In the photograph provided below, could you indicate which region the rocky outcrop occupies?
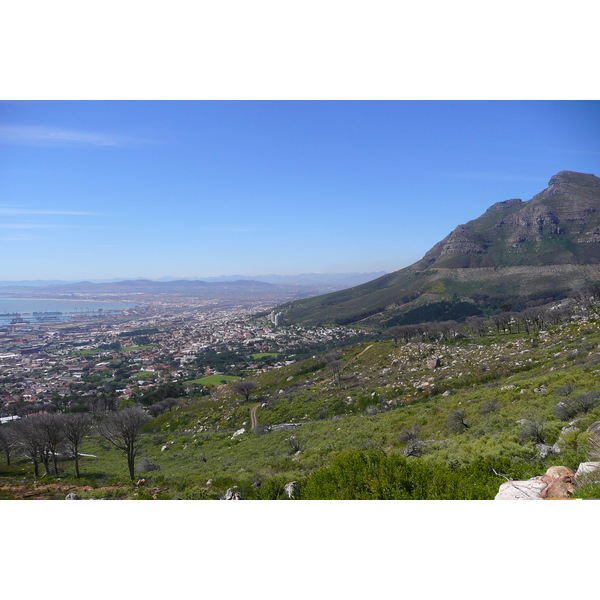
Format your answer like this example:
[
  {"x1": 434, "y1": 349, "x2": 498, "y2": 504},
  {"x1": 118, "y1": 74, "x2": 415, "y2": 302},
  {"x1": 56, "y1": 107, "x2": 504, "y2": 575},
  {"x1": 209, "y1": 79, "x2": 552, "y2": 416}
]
[
  {"x1": 495, "y1": 466, "x2": 575, "y2": 500},
  {"x1": 492, "y1": 462, "x2": 600, "y2": 500},
  {"x1": 221, "y1": 488, "x2": 242, "y2": 500},
  {"x1": 495, "y1": 478, "x2": 548, "y2": 500},
  {"x1": 439, "y1": 226, "x2": 487, "y2": 256}
]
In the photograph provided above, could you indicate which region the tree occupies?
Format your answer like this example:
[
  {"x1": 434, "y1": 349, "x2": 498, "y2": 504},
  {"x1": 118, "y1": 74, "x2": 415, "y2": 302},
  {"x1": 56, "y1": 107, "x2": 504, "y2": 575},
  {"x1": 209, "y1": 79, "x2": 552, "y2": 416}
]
[
  {"x1": 232, "y1": 380, "x2": 258, "y2": 402},
  {"x1": 388, "y1": 326, "x2": 404, "y2": 346},
  {"x1": 62, "y1": 413, "x2": 92, "y2": 478},
  {"x1": 327, "y1": 360, "x2": 343, "y2": 388},
  {"x1": 465, "y1": 316, "x2": 487, "y2": 340},
  {"x1": 447, "y1": 409, "x2": 470, "y2": 433},
  {"x1": 36, "y1": 413, "x2": 65, "y2": 475},
  {"x1": 398, "y1": 425, "x2": 422, "y2": 457},
  {"x1": 0, "y1": 425, "x2": 16, "y2": 467},
  {"x1": 98, "y1": 407, "x2": 149, "y2": 481},
  {"x1": 12, "y1": 417, "x2": 45, "y2": 477},
  {"x1": 518, "y1": 418, "x2": 546, "y2": 445},
  {"x1": 323, "y1": 351, "x2": 341, "y2": 363}
]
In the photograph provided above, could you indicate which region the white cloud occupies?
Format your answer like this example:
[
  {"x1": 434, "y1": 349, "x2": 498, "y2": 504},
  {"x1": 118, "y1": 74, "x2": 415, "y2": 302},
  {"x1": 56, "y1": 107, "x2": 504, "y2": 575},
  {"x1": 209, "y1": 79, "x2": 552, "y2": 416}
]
[
  {"x1": 0, "y1": 207, "x2": 105, "y2": 216},
  {"x1": 0, "y1": 223, "x2": 61, "y2": 229},
  {"x1": 0, "y1": 125, "x2": 148, "y2": 147}
]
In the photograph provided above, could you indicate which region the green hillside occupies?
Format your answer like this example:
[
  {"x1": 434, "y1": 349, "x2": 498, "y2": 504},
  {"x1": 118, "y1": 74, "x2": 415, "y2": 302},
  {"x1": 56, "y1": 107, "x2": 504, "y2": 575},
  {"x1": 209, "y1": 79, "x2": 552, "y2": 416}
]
[{"x1": 4, "y1": 296, "x2": 600, "y2": 499}]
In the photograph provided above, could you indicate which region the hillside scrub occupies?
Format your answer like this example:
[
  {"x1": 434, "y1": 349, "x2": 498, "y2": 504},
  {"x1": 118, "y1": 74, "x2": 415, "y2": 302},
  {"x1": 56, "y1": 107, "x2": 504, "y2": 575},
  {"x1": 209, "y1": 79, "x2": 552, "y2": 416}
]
[
  {"x1": 4, "y1": 296, "x2": 600, "y2": 499},
  {"x1": 298, "y1": 450, "x2": 506, "y2": 500}
]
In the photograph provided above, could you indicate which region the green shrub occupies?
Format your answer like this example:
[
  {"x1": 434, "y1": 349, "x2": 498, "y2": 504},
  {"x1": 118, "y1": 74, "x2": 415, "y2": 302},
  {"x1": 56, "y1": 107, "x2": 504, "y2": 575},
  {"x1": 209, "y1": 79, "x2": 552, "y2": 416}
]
[
  {"x1": 245, "y1": 476, "x2": 292, "y2": 500},
  {"x1": 297, "y1": 450, "x2": 502, "y2": 500},
  {"x1": 181, "y1": 485, "x2": 212, "y2": 500}
]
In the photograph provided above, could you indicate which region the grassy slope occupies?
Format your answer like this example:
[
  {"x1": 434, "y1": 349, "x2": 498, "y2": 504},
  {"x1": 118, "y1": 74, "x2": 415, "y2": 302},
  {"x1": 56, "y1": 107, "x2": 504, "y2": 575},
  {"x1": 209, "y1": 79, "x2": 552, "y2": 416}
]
[{"x1": 4, "y1": 313, "x2": 600, "y2": 499}]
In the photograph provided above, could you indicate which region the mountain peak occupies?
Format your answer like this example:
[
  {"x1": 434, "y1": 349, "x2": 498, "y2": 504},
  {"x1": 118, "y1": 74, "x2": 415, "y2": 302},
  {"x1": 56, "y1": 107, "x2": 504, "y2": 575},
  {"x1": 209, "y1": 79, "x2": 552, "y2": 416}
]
[
  {"x1": 548, "y1": 170, "x2": 599, "y2": 188},
  {"x1": 279, "y1": 171, "x2": 600, "y2": 327}
]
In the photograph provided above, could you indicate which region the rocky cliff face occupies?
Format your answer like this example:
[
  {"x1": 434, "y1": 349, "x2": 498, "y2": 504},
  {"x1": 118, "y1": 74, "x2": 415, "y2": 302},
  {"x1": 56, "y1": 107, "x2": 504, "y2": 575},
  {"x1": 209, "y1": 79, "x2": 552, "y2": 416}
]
[
  {"x1": 279, "y1": 171, "x2": 600, "y2": 327},
  {"x1": 421, "y1": 171, "x2": 600, "y2": 269}
]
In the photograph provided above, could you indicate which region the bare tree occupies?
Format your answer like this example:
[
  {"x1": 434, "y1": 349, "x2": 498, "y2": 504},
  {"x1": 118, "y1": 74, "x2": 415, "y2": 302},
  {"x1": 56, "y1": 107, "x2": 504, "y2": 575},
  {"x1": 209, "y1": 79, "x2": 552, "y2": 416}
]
[
  {"x1": 97, "y1": 407, "x2": 149, "y2": 480},
  {"x1": 36, "y1": 413, "x2": 65, "y2": 475},
  {"x1": 12, "y1": 417, "x2": 45, "y2": 477},
  {"x1": 517, "y1": 418, "x2": 546, "y2": 445},
  {"x1": 62, "y1": 413, "x2": 92, "y2": 478},
  {"x1": 388, "y1": 326, "x2": 405, "y2": 346},
  {"x1": 447, "y1": 409, "x2": 470, "y2": 433},
  {"x1": 465, "y1": 316, "x2": 487, "y2": 340},
  {"x1": 490, "y1": 311, "x2": 514, "y2": 334},
  {"x1": 0, "y1": 425, "x2": 17, "y2": 467},
  {"x1": 327, "y1": 360, "x2": 343, "y2": 388},
  {"x1": 572, "y1": 284, "x2": 600, "y2": 316},
  {"x1": 232, "y1": 380, "x2": 258, "y2": 402},
  {"x1": 323, "y1": 351, "x2": 341, "y2": 363},
  {"x1": 399, "y1": 425, "x2": 423, "y2": 456}
]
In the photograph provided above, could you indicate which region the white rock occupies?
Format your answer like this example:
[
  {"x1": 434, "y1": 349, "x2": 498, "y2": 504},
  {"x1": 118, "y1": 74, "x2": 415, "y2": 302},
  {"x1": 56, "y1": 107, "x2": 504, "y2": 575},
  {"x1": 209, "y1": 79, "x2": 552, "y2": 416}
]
[
  {"x1": 494, "y1": 479, "x2": 546, "y2": 500},
  {"x1": 575, "y1": 462, "x2": 600, "y2": 478},
  {"x1": 231, "y1": 428, "x2": 246, "y2": 439}
]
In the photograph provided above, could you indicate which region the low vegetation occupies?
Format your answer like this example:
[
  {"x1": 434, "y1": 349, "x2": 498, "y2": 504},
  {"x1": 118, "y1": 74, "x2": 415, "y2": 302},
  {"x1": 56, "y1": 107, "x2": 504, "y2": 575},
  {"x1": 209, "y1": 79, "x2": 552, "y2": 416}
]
[{"x1": 3, "y1": 292, "x2": 600, "y2": 499}]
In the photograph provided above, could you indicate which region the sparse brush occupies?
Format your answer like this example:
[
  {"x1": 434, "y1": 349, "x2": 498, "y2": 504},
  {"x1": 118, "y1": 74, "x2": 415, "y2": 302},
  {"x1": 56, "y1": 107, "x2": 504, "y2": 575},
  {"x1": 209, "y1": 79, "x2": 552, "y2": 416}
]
[
  {"x1": 555, "y1": 383, "x2": 575, "y2": 397},
  {"x1": 137, "y1": 457, "x2": 161, "y2": 472},
  {"x1": 286, "y1": 435, "x2": 302, "y2": 454},
  {"x1": 517, "y1": 419, "x2": 546, "y2": 445},
  {"x1": 447, "y1": 410, "x2": 469, "y2": 433},
  {"x1": 479, "y1": 400, "x2": 499, "y2": 415},
  {"x1": 553, "y1": 391, "x2": 599, "y2": 421}
]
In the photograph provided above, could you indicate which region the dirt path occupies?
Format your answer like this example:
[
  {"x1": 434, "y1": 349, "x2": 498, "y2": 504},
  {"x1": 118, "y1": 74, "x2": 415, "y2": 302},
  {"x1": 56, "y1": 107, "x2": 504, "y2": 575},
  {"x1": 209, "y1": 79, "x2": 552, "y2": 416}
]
[
  {"x1": 341, "y1": 343, "x2": 375, "y2": 371},
  {"x1": 250, "y1": 402, "x2": 261, "y2": 430}
]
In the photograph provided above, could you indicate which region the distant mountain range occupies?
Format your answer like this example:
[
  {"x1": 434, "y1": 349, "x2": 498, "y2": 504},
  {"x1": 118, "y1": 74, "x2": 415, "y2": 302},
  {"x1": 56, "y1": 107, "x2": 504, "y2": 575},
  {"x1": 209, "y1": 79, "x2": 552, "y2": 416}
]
[
  {"x1": 0, "y1": 271, "x2": 385, "y2": 297},
  {"x1": 278, "y1": 171, "x2": 600, "y2": 327},
  {"x1": 157, "y1": 272, "x2": 387, "y2": 286}
]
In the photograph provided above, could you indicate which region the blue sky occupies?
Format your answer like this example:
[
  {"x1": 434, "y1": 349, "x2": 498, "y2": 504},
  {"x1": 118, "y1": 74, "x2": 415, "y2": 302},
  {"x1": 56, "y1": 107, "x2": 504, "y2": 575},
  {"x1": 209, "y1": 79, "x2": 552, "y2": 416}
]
[{"x1": 1, "y1": 100, "x2": 599, "y2": 281}]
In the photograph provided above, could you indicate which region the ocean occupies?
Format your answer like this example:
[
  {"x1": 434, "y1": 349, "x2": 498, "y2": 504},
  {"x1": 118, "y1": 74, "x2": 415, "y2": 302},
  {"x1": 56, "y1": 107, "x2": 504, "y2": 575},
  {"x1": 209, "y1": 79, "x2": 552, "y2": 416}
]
[{"x1": 0, "y1": 298, "x2": 138, "y2": 325}]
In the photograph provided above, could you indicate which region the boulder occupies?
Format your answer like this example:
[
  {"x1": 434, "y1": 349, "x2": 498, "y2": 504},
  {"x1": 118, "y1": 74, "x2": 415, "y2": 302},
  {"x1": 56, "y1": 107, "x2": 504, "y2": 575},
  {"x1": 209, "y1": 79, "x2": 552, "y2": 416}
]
[
  {"x1": 544, "y1": 466, "x2": 574, "y2": 479},
  {"x1": 270, "y1": 423, "x2": 302, "y2": 432},
  {"x1": 534, "y1": 443, "x2": 560, "y2": 459},
  {"x1": 538, "y1": 466, "x2": 575, "y2": 499},
  {"x1": 222, "y1": 488, "x2": 242, "y2": 500},
  {"x1": 575, "y1": 461, "x2": 600, "y2": 479},
  {"x1": 65, "y1": 492, "x2": 78, "y2": 500},
  {"x1": 283, "y1": 481, "x2": 297, "y2": 499},
  {"x1": 588, "y1": 420, "x2": 600, "y2": 437},
  {"x1": 231, "y1": 428, "x2": 245, "y2": 439},
  {"x1": 495, "y1": 479, "x2": 547, "y2": 500},
  {"x1": 495, "y1": 466, "x2": 575, "y2": 500}
]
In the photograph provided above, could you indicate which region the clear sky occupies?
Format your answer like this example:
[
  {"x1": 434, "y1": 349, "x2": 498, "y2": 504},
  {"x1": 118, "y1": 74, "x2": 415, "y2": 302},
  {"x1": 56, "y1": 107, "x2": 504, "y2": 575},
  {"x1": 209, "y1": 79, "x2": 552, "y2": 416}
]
[{"x1": 1, "y1": 100, "x2": 599, "y2": 281}]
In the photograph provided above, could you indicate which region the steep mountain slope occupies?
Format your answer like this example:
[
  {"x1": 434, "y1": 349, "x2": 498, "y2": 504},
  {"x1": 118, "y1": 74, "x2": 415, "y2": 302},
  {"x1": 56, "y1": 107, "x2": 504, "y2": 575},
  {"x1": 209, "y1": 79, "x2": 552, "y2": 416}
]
[{"x1": 280, "y1": 171, "x2": 600, "y2": 327}]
